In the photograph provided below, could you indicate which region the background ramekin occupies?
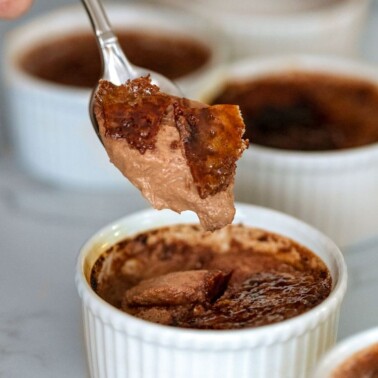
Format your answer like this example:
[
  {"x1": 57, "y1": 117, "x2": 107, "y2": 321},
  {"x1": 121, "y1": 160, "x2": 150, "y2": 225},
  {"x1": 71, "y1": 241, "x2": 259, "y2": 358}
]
[
  {"x1": 76, "y1": 203, "x2": 347, "y2": 378},
  {"x1": 149, "y1": 0, "x2": 371, "y2": 58},
  {"x1": 198, "y1": 55, "x2": 378, "y2": 248},
  {"x1": 183, "y1": 0, "x2": 335, "y2": 13},
  {"x1": 2, "y1": 3, "x2": 228, "y2": 189},
  {"x1": 312, "y1": 327, "x2": 378, "y2": 377}
]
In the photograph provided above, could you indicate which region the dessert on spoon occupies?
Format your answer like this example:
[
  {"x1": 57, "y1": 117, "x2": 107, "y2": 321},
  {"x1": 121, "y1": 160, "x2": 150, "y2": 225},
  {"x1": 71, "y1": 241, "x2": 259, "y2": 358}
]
[{"x1": 82, "y1": 0, "x2": 248, "y2": 230}]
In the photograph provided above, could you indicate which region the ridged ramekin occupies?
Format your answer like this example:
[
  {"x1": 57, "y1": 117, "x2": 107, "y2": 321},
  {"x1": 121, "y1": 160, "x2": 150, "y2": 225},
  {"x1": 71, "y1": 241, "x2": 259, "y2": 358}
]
[
  {"x1": 198, "y1": 55, "x2": 378, "y2": 248},
  {"x1": 312, "y1": 327, "x2": 378, "y2": 377},
  {"x1": 150, "y1": 0, "x2": 371, "y2": 58},
  {"x1": 3, "y1": 3, "x2": 228, "y2": 189},
  {"x1": 76, "y1": 203, "x2": 347, "y2": 378},
  {"x1": 185, "y1": 0, "x2": 334, "y2": 13}
]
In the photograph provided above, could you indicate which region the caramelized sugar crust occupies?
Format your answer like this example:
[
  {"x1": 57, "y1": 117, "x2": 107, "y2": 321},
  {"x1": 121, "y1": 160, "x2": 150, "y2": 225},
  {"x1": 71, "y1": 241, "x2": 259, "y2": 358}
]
[
  {"x1": 95, "y1": 76, "x2": 247, "y2": 199},
  {"x1": 91, "y1": 224, "x2": 332, "y2": 330},
  {"x1": 213, "y1": 72, "x2": 378, "y2": 151},
  {"x1": 174, "y1": 102, "x2": 248, "y2": 197},
  {"x1": 20, "y1": 30, "x2": 211, "y2": 87},
  {"x1": 97, "y1": 78, "x2": 170, "y2": 154},
  {"x1": 332, "y1": 343, "x2": 378, "y2": 378}
]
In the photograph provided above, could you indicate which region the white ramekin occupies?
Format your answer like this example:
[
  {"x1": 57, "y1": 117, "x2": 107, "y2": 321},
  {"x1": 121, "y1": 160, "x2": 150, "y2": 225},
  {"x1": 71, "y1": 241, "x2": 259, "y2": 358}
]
[
  {"x1": 76, "y1": 203, "x2": 347, "y2": 378},
  {"x1": 312, "y1": 327, "x2": 378, "y2": 377},
  {"x1": 2, "y1": 3, "x2": 228, "y2": 189},
  {"x1": 187, "y1": 0, "x2": 334, "y2": 13},
  {"x1": 151, "y1": 0, "x2": 371, "y2": 58},
  {"x1": 199, "y1": 55, "x2": 378, "y2": 248}
]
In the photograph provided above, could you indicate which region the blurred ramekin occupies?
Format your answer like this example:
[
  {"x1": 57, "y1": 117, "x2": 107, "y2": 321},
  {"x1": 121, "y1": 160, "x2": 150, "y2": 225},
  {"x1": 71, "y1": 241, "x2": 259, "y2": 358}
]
[
  {"x1": 76, "y1": 203, "x2": 347, "y2": 378},
  {"x1": 3, "y1": 3, "x2": 228, "y2": 189},
  {"x1": 312, "y1": 327, "x2": 378, "y2": 377},
  {"x1": 198, "y1": 55, "x2": 378, "y2": 248},
  {"x1": 185, "y1": 0, "x2": 335, "y2": 13},
  {"x1": 151, "y1": 0, "x2": 371, "y2": 58}
]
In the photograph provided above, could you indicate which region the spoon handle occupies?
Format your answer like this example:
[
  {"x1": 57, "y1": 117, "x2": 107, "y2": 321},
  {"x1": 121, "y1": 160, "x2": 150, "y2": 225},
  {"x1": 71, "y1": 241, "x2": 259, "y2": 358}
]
[
  {"x1": 81, "y1": 0, "x2": 135, "y2": 84},
  {"x1": 81, "y1": 0, "x2": 116, "y2": 45}
]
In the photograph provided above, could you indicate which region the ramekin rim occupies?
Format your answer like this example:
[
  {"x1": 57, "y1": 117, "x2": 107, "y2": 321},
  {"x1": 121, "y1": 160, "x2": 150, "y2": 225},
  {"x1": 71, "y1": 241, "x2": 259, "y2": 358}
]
[
  {"x1": 3, "y1": 2, "x2": 228, "y2": 96},
  {"x1": 207, "y1": 53, "x2": 378, "y2": 161},
  {"x1": 75, "y1": 203, "x2": 347, "y2": 346},
  {"x1": 172, "y1": 0, "x2": 370, "y2": 27},
  {"x1": 312, "y1": 326, "x2": 378, "y2": 377},
  {"x1": 245, "y1": 142, "x2": 378, "y2": 160}
]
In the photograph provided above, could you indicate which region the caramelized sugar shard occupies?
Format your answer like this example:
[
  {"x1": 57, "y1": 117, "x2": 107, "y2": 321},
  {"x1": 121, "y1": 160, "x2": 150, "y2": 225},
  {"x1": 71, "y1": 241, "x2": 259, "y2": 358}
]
[
  {"x1": 95, "y1": 76, "x2": 248, "y2": 200},
  {"x1": 174, "y1": 102, "x2": 248, "y2": 198},
  {"x1": 95, "y1": 77, "x2": 171, "y2": 154},
  {"x1": 123, "y1": 270, "x2": 230, "y2": 307}
]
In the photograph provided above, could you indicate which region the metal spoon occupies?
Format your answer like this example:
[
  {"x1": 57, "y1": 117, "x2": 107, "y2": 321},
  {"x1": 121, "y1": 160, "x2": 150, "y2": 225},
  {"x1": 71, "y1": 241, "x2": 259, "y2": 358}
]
[{"x1": 81, "y1": 0, "x2": 183, "y2": 140}]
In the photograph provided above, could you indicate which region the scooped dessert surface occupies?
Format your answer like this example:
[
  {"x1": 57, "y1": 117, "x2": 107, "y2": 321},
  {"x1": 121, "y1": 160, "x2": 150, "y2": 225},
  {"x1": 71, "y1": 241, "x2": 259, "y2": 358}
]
[
  {"x1": 91, "y1": 224, "x2": 332, "y2": 329},
  {"x1": 94, "y1": 77, "x2": 247, "y2": 231}
]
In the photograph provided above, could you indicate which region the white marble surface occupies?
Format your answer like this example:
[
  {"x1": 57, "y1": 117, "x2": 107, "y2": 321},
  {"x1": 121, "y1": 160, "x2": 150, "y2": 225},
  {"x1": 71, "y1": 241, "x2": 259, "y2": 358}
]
[
  {"x1": 0, "y1": 159, "x2": 149, "y2": 378},
  {"x1": 0, "y1": 1, "x2": 378, "y2": 377}
]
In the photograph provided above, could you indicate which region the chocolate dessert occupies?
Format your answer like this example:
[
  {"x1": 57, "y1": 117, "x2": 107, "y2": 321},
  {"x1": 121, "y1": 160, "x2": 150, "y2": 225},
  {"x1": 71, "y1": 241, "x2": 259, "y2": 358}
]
[
  {"x1": 19, "y1": 30, "x2": 210, "y2": 88},
  {"x1": 332, "y1": 343, "x2": 378, "y2": 378},
  {"x1": 212, "y1": 72, "x2": 378, "y2": 151},
  {"x1": 91, "y1": 224, "x2": 332, "y2": 329},
  {"x1": 94, "y1": 76, "x2": 247, "y2": 231}
]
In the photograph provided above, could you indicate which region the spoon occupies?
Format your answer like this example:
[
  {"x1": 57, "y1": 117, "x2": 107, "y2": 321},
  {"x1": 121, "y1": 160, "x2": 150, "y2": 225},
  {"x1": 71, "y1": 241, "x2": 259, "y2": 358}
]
[{"x1": 81, "y1": 0, "x2": 183, "y2": 140}]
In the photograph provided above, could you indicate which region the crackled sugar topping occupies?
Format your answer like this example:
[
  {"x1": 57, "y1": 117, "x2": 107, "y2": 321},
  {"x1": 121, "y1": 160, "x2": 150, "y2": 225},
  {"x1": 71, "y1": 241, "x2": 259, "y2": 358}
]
[
  {"x1": 332, "y1": 343, "x2": 378, "y2": 378},
  {"x1": 91, "y1": 224, "x2": 332, "y2": 330},
  {"x1": 95, "y1": 76, "x2": 247, "y2": 198},
  {"x1": 94, "y1": 77, "x2": 247, "y2": 231}
]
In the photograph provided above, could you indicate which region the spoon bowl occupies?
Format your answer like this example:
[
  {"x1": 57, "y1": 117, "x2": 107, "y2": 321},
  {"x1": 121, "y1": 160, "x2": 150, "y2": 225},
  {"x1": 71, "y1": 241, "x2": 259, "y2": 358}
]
[{"x1": 81, "y1": 0, "x2": 183, "y2": 140}]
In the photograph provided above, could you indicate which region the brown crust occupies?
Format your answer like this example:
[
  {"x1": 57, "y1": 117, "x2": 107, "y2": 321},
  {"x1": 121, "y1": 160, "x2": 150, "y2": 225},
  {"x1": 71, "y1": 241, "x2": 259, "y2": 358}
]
[
  {"x1": 91, "y1": 224, "x2": 332, "y2": 330},
  {"x1": 94, "y1": 76, "x2": 247, "y2": 198},
  {"x1": 332, "y1": 343, "x2": 378, "y2": 378},
  {"x1": 94, "y1": 78, "x2": 170, "y2": 154},
  {"x1": 173, "y1": 101, "x2": 248, "y2": 198},
  {"x1": 212, "y1": 72, "x2": 378, "y2": 151}
]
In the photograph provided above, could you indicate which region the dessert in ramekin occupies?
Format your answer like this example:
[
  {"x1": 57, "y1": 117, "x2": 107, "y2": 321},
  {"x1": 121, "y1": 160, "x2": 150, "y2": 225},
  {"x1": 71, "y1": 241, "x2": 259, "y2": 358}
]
[
  {"x1": 3, "y1": 3, "x2": 227, "y2": 188},
  {"x1": 76, "y1": 203, "x2": 347, "y2": 378},
  {"x1": 312, "y1": 327, "x2": 378, "y2": 377},
  {"x1": 200, "y1": 55, "x2": 378, "y2": 247}
]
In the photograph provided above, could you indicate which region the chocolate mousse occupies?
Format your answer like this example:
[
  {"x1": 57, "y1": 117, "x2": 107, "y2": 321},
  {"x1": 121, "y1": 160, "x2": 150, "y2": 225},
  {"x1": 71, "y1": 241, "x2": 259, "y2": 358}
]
[
  {"x1": 332, "y1": 343, "x2": 378, "y2": 378},
  {"x1": 212, "y1": 72, "x2": 378, "y2": 151},
  {"x1": 94, "y1": 76, "x2": 247, "y2": 231},
  {"x1": 19, "y1": 30, "x2": 210, "y2": 88},
  {"x1": 91, "y1": 224, "x2": 332, "y2": 329}
]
